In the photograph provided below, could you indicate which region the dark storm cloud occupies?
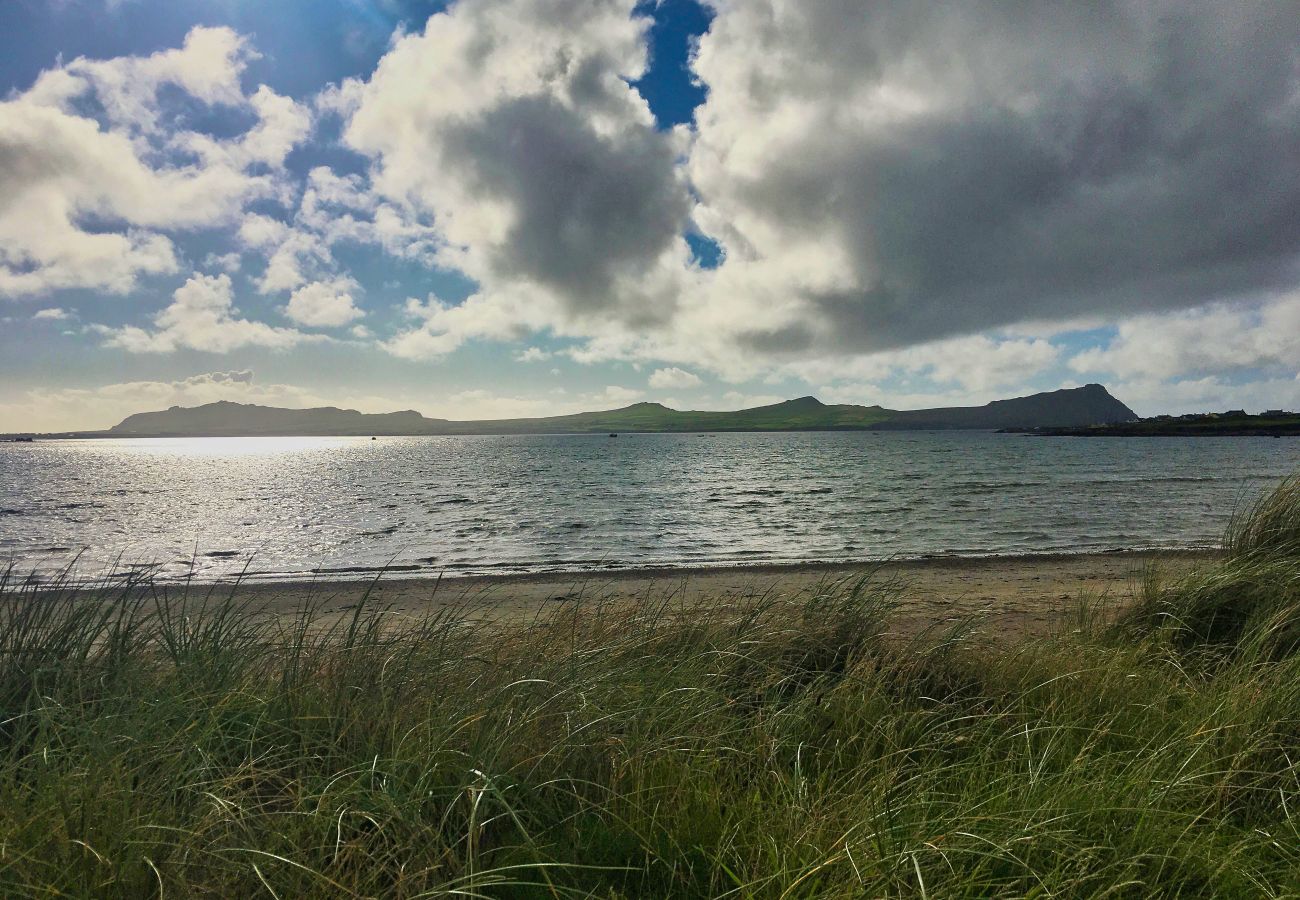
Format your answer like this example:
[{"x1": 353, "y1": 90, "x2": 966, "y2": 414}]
[
  {"x1": 340, "y1": 0, "x2": 701, "y2": 342},
  {"x1": 693, "y1": 0, "x2": 1300, "y2": 351},
  {"x1": 439, "y1": 93, "x2": 690, "y2": 316}
]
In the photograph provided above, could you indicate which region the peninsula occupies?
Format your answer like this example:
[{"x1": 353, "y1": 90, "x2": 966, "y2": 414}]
[{"x1": 37, "y1": 383, "x2": 1139, "y2": 438}]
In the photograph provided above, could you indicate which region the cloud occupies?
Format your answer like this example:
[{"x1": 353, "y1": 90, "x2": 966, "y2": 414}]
[
  {"x1": 235, "y1": 166, "x2": 439, "y2": 298},
  {"x1": 177, "y1": 83, "x2": 312, "y2": 170},
  {"x1": 382, "y1": 291, "x2": 556, "y2": 360},
  {"x1": 32, "y1": 307, "x2": 72, "y2": 321},
  {"x1": 98, "y1": 273, "x2": 310, "y2": 353},
  {"x1": 515, "y1": 346, "x2": 553, "y2": 362},
  {"x1": 203, "y1": 251, "x2": 242, "y2": 274},
  {"x1": 813, "y1": 382, "x2": 1027, "y2": 412},
  {"x1": 285, "y1": 277, "x2": 364, "y2": 328},
  {"x1": 782, "y1": 334, "x2": 1060, "y2": 394},
  {"x1": 238, "y1": 214, "x2": 291, "y2": 249},
  {"x1": 648, "y1": 366, "x2": 702, "y2": 389},
  {"x1": 598, "y1": 385, "x2": 643, "y2": 405},
  {"x1": 335, "y1": 1, "x2": 1300, "y2": 382},
  {"x1": 295, "y1": 166, "x2": 440, "y2": 262},
  {"x1": 716, "y1": 390, "x2": 785, "y2": 410},
  {"x1": 239, "y1": 216, "x2": 330, "y2": 294},
  {"x1": 1069, "y1": 293, "x2": 1300, "y2": 380},
  {"x1": 1109, "y1": 375, "x2": 1300, "y2": 417},
  {"x1": 1062, "y1": 291, "x2": 1300, "y2": 414},
  {"x1": 341, "y1": 0, "x2": 695, "y2": 353},
  {"x1": 422, "y1": 384, "x2": 641, "y2": 420},
  {"x1": 43, "y1": 25, "x2": 252, "y2": 131},
  {"x1": 8, "y1": 2, "x2": 1300, "y2": 407},
  {"x1": 685, "y1": 1, "x2": 1300, "y2": 356},
  {"x1": 190, "y1": 369, "x2": 254, "y2": 385},
  {"x1": 0, "y1": 26, "x2": 311, "y2": 298}
]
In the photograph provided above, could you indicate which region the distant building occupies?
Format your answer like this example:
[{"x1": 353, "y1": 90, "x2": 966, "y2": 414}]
[
  {"x1": 1263, "y1": 409, "x2": 1290, "y2": 416},
  {"x1": 1224, "y1": 409, "x2": 1247, "y2": 417}
]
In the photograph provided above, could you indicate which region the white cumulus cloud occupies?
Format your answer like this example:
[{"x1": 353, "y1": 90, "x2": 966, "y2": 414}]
[
  {"x1": 0, "y1": 26, "x2": 311, "y2": 298},
  {"x1": 1070, "y1": 294, "x2": 1300, "y2": 381},
  {"x1": 648, "y1": 367, "x2": 702, "y2": 390},
  {"x1": 285, "y1": 277, "x2": 364, "y2": 328},
  {"x1": 98, "y1": 273, "x2": 310, "y2": 353}
]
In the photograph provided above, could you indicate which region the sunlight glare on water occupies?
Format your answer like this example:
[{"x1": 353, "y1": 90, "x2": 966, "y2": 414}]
[
  {"x1": 99, "y1": 436, "x2": 358, "y2": 458},
  {"x1": 2, "y1": 431, "x2": 1298, "y2": 583}
]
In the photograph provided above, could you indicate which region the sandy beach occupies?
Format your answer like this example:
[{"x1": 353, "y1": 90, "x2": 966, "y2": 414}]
[{"x1": 204, "y1": 549, "x2": 1215, "y2": 638}]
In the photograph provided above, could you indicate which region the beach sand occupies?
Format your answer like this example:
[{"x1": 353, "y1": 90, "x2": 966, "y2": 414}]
[{"x1": 208, "y1": 550, "x2": 1215, "y2": 640}]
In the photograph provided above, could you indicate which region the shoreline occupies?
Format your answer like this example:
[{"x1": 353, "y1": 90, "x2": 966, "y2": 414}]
[
  {"x1": 128, "y1": 548, "x2": 1218, "y2": 639},
  {"x1": 290, "y1": 545, "x2": 1215, "y2": 587},
  {"x1": 18, "y1": 545, "x2": 1218, "y2": 589}
]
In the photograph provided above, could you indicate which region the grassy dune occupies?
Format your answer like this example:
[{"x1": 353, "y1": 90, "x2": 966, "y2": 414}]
[{"x1": 2, "y1": 480, "x2": 1300, "y2": 896}]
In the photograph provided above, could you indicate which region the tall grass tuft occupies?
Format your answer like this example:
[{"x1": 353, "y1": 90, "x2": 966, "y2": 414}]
[
  {"x1": 0, "y1": 474, "x2": 1299, "y2": 896},
  {"x1": 1226, "y1": 472, "x2": 1300, "y2": 559},
  {"x1": 1120, "y1": 473, "x2": 1300, "y2": 662}
]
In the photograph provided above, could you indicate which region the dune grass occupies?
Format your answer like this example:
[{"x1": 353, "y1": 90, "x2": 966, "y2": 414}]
[{"x1": 2, "y1": 482, "x2": 1300, "y2": 896}]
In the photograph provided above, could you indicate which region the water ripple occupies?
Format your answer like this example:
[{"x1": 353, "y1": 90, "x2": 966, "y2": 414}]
[{"x1": 1, "y1": 432, "x2": 1297, "y2": 581}]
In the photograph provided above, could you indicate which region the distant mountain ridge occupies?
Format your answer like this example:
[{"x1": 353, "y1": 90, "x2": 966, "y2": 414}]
[
  {"x1": 104, "y1": 384, "x2": 1137, "y2": 437},
  {"x1": 874, "y1": 383, "x2": 1137, "y2": 430},
  {"x1": 111, "y1": 403, "x2": 444, "y2": 436}
]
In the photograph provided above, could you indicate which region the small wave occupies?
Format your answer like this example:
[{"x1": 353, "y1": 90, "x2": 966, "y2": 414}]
[
  {"x1": 949, "y1": 480, "x2": 1050, "y2": 493},
  {"x1": 311, "y1": 564, "x2": 423, "y2": 575},
  {"x1": 1068, "y1": 475, "x2": 1223, "y2": 487},
  {"x1": 360, "y1": 524, "x2": 400, "y2": 537}
]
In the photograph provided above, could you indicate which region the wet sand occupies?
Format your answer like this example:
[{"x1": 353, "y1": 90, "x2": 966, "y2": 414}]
[{"x1": 212, "y1": 550, "x2": 1216, "y2": 639}]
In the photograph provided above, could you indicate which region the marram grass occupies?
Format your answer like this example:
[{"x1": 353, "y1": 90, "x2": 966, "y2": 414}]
[{"x1": 2, "y1": 481, "x2": 1300, "y2": 897}]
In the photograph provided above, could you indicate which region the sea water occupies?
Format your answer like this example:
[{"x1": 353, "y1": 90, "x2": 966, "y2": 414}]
[{"x1": 2, "y1": 431, "x2": 1297, "y2": 582}]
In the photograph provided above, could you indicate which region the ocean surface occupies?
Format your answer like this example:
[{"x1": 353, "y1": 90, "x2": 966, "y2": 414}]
[{"x1": 2, "y1": 432, "x2": 1298, "y2": 582}]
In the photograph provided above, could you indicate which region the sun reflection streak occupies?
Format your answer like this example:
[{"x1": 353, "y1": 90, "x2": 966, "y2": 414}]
[{"x1": 91, "y1": 436, "x2": 365, "y2": 458}]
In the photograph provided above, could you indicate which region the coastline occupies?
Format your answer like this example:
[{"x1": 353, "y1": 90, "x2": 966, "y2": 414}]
[
  {"x1": 39, "y1": 543, "x2": 1218, "y2": 587},
  {"x1": 172, "y1": 548, "x2": 1216, "y2": 638}
]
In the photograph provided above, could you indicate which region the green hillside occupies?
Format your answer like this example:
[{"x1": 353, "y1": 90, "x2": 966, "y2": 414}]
[{"x1": 450, "y1": 397, "x2": 892, "y2": 434}]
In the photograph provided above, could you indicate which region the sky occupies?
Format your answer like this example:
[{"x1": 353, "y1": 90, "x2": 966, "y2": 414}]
[{"x1": 1, "y1": 0, "x2": 1298, "y2": 431}]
